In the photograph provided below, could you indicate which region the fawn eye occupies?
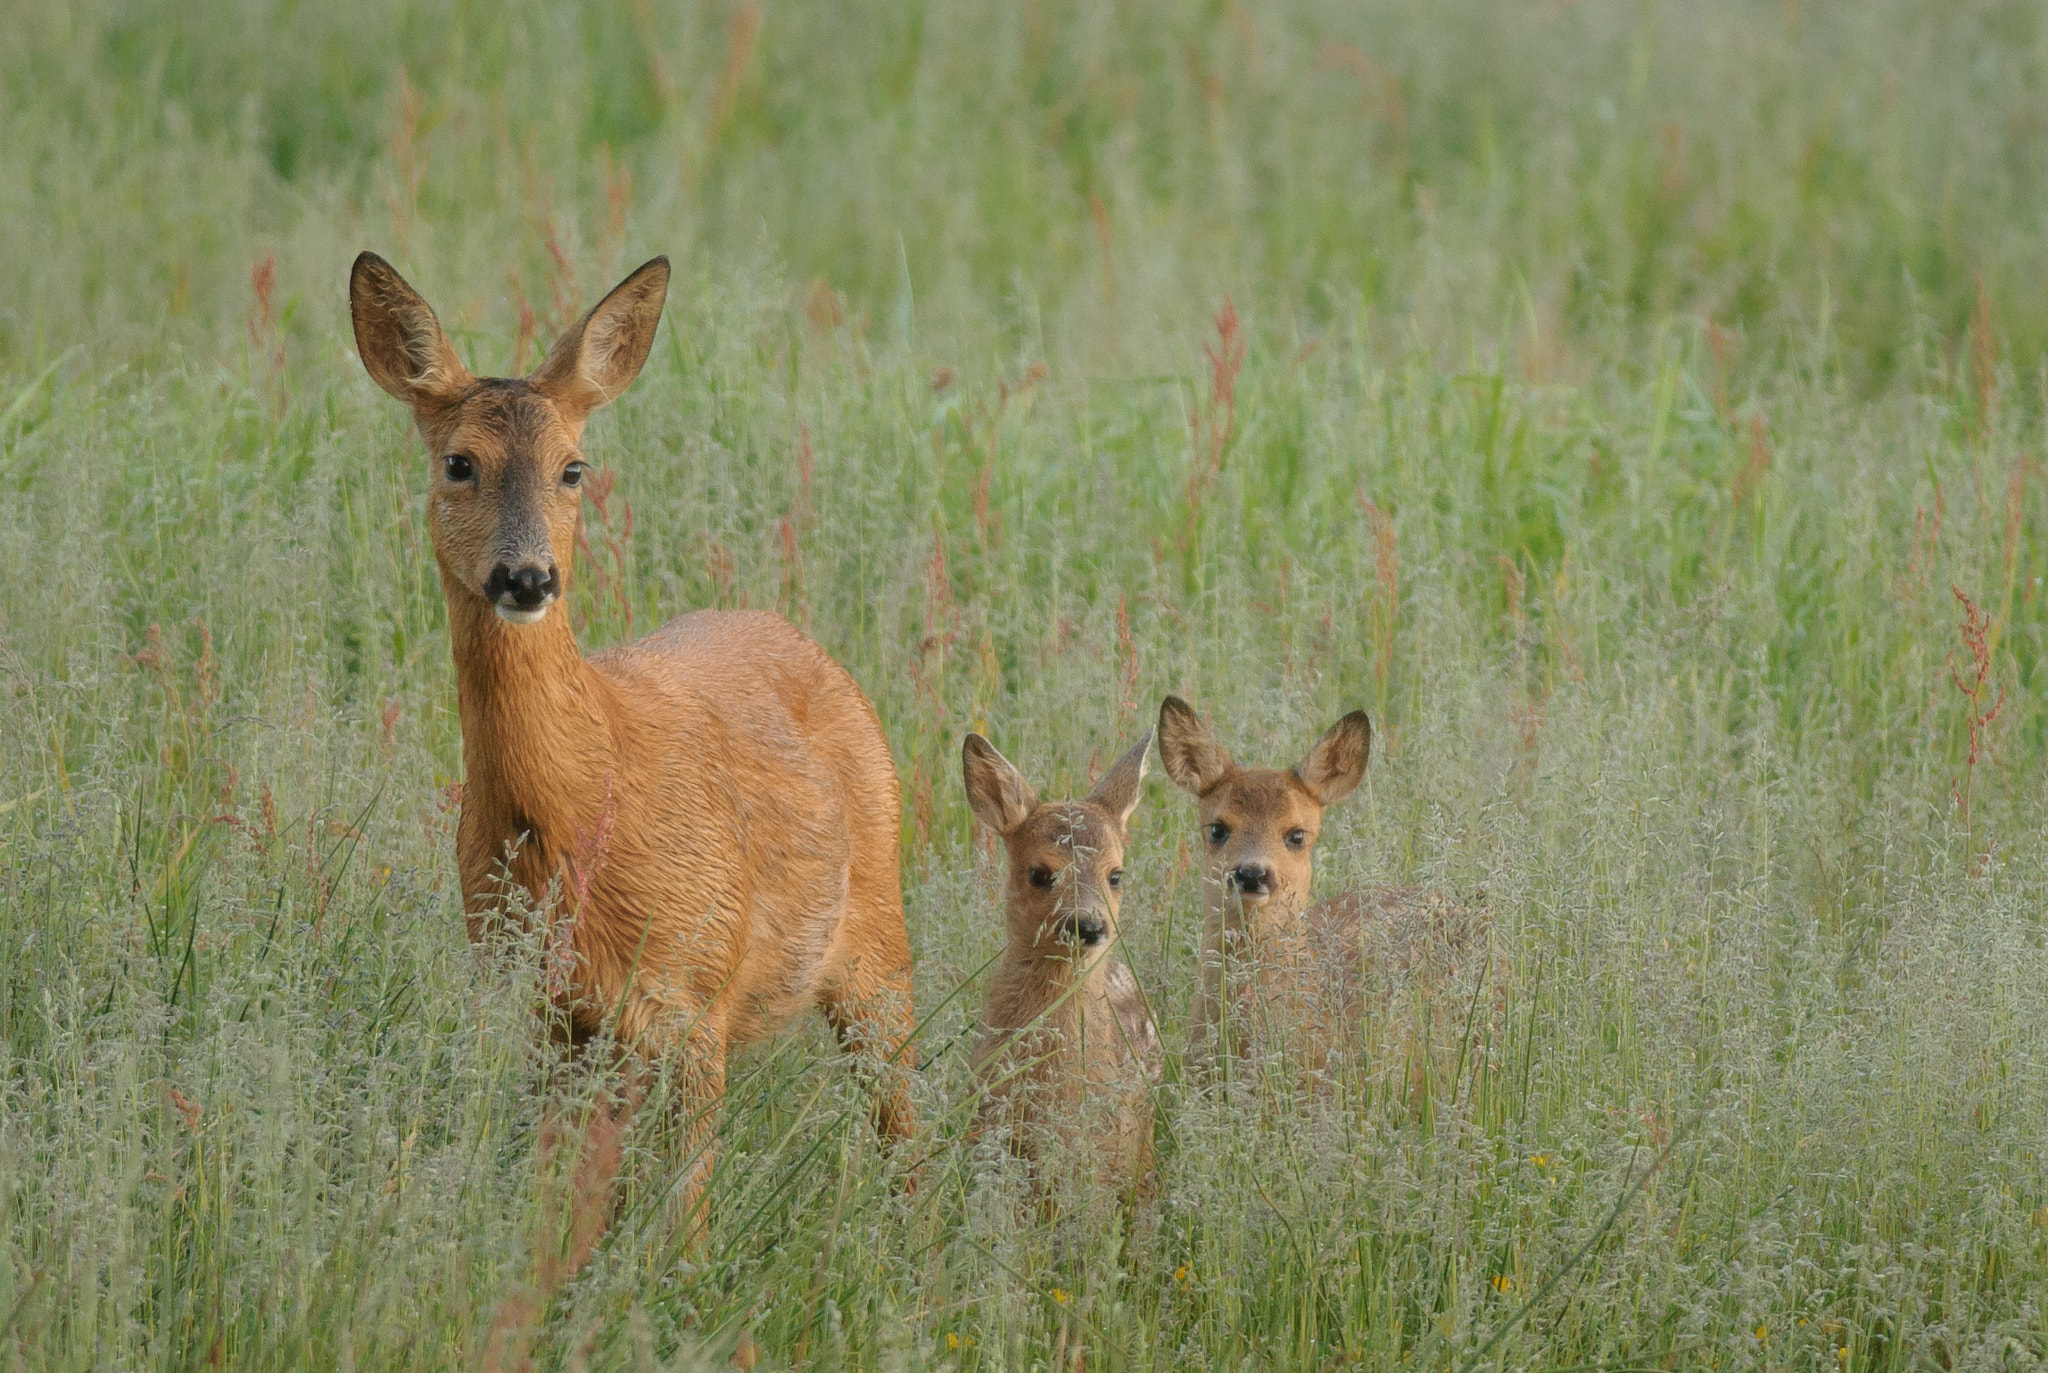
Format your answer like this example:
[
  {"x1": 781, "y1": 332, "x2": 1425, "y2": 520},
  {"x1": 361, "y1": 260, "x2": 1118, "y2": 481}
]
[
  {"x1": 443, "y1": 453, "x2": 475, "y2": 483},
  {"x1": 562, "y1": 461, "x2": 586, "y2": 488},
  {"x1": 1206, "y1": 822, "x2": 1230, "y2": 846},
  {"x1": 1286, "y1": 828, "x2": 1307, "y2": 849},
  {"x1": 1107, "y1": 868, "x2": 1123, "y2": 889},
  {"x1": 1028, "y1": 866, "x2": 1055, "y2": 889}
]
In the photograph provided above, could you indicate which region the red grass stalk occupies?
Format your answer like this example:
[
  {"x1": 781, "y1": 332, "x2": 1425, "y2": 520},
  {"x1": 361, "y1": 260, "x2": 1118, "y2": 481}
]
[
  {"x1": 1731, "y1": 412, "x2": 1771, "y2": 511},
  {"x1": 598, "y1": 142, "x2": 634, "y2": 269},
  {"x1": 1705, "y1": 320, "x2": 1735, "y2": 424},
  {"x1": 777, "y1": 514, "x2": 806, "y2": 626},
  {"x1": 1969, "y1": 277, "x2": 1997, "y2": 449},
  {"x1": 506, "y1": 268, "x2": 538, "y2": 374},
  {"x1": 1089, "y1": 195, "x2": 1115, "y2": 307},
  {"x1": 246, "y1": 257, "x2": 287, "y2": 413},
  {"x1": 1181, "y1": 298, "x2": 1244, "y2": 555},
  {"x1": 544, "y1": 226, "x2": 579, "y2": 337},
  {"x1": 1116, "y1": 593, "x2": 1140, "y2": 724},
  {"x1": 1358, "y1": 495, "x2": 1399, "y2": 704},
  {"x1": 705, "y1": 1, "x2": 764, "y2": 169},
  {"x1": 385, "y1": 67, "x2": 424, "y2": 253},
  {"x1": 1948, "y1": 585, "x2": 2006, "y2": 846},
  {"x1": 573, "y1": 468, "x2": 635, "y2": 633}
]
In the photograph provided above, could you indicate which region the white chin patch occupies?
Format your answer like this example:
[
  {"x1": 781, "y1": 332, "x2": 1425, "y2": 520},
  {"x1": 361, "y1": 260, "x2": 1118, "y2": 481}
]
[{"x1": 492, "y1": 602, "x2": 552, "y2": 626}]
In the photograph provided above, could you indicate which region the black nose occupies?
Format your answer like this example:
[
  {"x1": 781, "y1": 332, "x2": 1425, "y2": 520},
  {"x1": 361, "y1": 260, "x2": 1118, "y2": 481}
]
[
  {"x1": 1072, "y1": 915, "x2": 1108, "y2": 946},
  {"x1": 486, "y1": 563, "x2": 560, "y2": 609},
  {"x1": 1230, "y1": 864, "x2": 1273, "y2": 895}
]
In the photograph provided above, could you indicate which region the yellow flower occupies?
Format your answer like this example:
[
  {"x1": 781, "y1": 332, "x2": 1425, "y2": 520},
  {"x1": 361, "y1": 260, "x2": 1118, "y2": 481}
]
[
  {"x1": 946, "y1": 1333, "x2": 959, "y2": 1350},
  {"x1": 1174, "y1": 1266, "x2": 1190, "y2": 1284},
  {"x1": 1052, "y1": 1288, "x2": 1071, "y2": 1305},
  {"x1": 1533, "y1": 1154, "x2": 1549, "y2": 1168},
  {"x1": 1492, "y1": 1275, "x2": 1513, "y2": 1293},
  {"x1": 1755, "y1": 1325, "x2": 1767, "y2": 1342}
]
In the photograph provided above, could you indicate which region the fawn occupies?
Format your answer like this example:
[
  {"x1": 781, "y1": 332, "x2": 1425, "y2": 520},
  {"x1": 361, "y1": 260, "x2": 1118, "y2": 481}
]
[
  {"x1": 1157, "y1": 695, "x2": 1489, "y2": 1086},
  {"x1": 963, "y1": 730, "x2": 1161, "y2": 1202},
  {"x1": 349, "y1": 252, "x2": 917, "y2": 1258}
]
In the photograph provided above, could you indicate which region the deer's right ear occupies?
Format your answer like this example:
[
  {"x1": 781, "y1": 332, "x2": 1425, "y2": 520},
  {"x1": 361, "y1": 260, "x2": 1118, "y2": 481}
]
[
  {"x1": 963, "y1": 734, "x2": 1036, "y2": 836},
  {"x1": 1157, "y1": 695, "x2": 1232, "y2": 795},
  {"x1": 349, "y1": 252, "x2": 473, "y2": 410}
]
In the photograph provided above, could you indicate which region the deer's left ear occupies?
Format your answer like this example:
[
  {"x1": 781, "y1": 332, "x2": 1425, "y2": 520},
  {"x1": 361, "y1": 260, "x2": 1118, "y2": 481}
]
[
  {"x1": 1294, "y1": 710, "x2": 1370, "y2": 805},
  {"x1": 530, "y1": 256, "x2": 670, "y2": 419},
  {"x1": 1088, "y1": 730, "x2": 1152, "y2": 831}
]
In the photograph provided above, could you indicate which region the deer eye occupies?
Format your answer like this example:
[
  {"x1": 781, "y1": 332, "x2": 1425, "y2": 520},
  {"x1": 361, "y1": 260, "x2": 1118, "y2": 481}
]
[
  {"x1": 1028, "y1": 866, "x2": 1055, "y2": 889},
  {"x1": 1206, "y1": 822, "x2": 1230, "y2": 846},
  {"x1": 443, "y1": 453, "x2": 475, "y2": 483},
  {"x1": 1286, "y1": 828, "x2": 1308, "y2": 849},
  {"x1": 562, "y1": 460, "x2": 587, "y2": 488},
  {"x1": 1107, "y1": 868, "x2": 1123, "y2": 889}
]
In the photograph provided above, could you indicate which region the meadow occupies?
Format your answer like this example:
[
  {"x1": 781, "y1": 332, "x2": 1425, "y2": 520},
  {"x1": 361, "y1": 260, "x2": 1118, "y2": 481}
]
[{"x1": 6, "y1": 0, "x2": 2048, "y2": 1367}]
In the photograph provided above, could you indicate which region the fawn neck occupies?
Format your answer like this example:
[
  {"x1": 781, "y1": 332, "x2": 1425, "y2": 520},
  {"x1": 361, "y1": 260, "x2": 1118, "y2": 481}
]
[
  {"x1": 445, "y1": 585, "x2": 616, "y2": 852},
  {"x1": 987, "y1": 937, "x2": 1110, "y2": 1035}
]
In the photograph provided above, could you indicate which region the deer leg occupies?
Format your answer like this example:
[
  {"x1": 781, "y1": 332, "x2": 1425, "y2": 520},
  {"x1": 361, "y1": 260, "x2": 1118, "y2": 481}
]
[
  {"x1": 821, "y1": 952, "x2": 919, "y2": 1148},
  {"x1": 646, "y1": 1027, "x2": 728, "y2": 1250},
  {"x1": 535, "y1": 1054, "x2": 649, "y2": 1286},
  {"x1": 483, "y1": 1049, "x2": 649, "y2": 1364}
]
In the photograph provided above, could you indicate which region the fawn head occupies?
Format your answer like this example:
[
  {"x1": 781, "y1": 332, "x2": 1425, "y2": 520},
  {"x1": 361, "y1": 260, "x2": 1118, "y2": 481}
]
[
  {"x1": 1157, "y1": 695, "x2": 1369, "y2": 925},
  {"x1": 963, "y1": 731, "x2": 1152, "y2": 967},
  {"x1": 349, "y1": 252, "x2": 669, "y2": 626}
]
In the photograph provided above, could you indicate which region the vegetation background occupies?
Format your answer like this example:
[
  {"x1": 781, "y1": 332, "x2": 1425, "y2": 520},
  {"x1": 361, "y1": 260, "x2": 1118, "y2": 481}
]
[{"x1": 5, "y1": 0, "x2": 2048, "y2": 1367}]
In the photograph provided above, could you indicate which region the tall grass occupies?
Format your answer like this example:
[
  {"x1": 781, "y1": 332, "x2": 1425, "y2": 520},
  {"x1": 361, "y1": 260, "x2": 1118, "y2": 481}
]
[{"x1": 5, "y1": 0, "x2": 2048, "y2": 1368}]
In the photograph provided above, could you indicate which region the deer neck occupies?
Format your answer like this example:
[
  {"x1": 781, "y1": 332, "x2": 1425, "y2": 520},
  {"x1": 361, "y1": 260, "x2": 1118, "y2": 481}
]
[
  {"x1": 987, "y1": 934, "x2": 1110, "y2": 1035},
  {"x1": 445, "y1": 591, "x2": 616, "y2": 850},
  {"x1": 1204, "y1": 878, "x2": 1301, "y2": 945}
]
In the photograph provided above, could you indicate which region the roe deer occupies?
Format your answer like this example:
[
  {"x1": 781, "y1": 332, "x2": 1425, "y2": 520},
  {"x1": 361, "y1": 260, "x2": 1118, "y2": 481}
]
[
  {"x1": 349, "y1": 252, "x2": 917, "y2": 1251},
  {"x1": 963, "y1": 731, "x2": 1161, "y2": 1203},
  {"x1": 1157, "y1": 696, "x2": 1489, "y2": 1089}
]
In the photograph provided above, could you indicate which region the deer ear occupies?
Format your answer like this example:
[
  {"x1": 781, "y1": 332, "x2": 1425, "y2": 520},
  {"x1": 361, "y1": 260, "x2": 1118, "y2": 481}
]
[
  {"x1": 962, "y1": 734, "x2": 1037, "y2": 836},
  {"x1": 349, "y1": 252, "x2": 473, "y2": 410},
  {"x1": 1087, "y1": 729, "x2": 1152, "y2": 831},
  {"x1": 530, "y1": 256, "x2": 670, "y2": 418},
  {"x1": 1294, "y1": 710, "x2": 1371, "y2": 806},
  {"x1": 1157, "y1": 696, "x2": 1232, "y2": 795}
]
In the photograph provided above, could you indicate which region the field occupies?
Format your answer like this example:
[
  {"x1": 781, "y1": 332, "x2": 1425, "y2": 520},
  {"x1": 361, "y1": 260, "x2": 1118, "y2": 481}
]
[{"x1": 7, "y1": 1, "x2": 2048, "y2": 1368}]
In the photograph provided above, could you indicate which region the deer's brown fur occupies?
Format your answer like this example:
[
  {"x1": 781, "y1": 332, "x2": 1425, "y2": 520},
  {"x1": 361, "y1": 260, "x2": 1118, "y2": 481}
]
[
  {"x1": 1157, "y1": 695, "x2": 1489, "y2": 1084},
  {"x1": 350, "y1": 252, "x2": 916, "y2": 1251},
  {"x1": 964, "y1": 731, "x2": 1161, "y2": 1202}
]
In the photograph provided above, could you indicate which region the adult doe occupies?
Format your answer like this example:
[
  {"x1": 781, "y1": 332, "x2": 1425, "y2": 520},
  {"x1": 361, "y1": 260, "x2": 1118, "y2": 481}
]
[
  {"x1": 349, "y1": 252, "x2": 917, "y2": 1240},
  {"x1": 1157, "y1": 695, "x2": 1488, "y2": 1086},
  {"x1": 963, "y1": 731, "x2": 1161, "y2": 1203}
]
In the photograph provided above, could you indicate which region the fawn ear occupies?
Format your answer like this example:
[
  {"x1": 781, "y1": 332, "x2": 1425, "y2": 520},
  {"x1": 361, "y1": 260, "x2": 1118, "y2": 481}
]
[
  {"x1": 1088, "y1": 729, "x2": 1153, "y2": 831},
  {"x1": 1294, "y1": 710, "x2": 1371, "y2": 806},
  {"x1": 1157, "y1": 696, "x2": 1232, "y2": 795},
  {"x1": 530, "y1": 256, "x2": 670, "y2": 419},
  {"x1": 350, "y1": 252, "x2": 474, "y2": 411},
  {"x1": 963, "y1": 734, "x2": 1037, "y2": 836}
]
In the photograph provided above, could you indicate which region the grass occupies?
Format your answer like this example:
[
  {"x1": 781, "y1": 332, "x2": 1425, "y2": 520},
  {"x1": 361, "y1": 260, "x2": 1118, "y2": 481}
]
[{"x1": 6, "y1": 0, "x2": 2048, "y2": 1367}]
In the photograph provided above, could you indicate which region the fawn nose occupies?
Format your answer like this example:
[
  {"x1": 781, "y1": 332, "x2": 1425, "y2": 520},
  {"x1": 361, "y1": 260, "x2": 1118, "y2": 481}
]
[
  {"x1": 486, "y1": 562, "x2": 560, "y2": 611},
  {"x1": 1229, "y1": 863, "x2": 1274, "y2": 897},
  {"x1": 1069, "y1": 914, "x2": 1108, "y2": 946}
]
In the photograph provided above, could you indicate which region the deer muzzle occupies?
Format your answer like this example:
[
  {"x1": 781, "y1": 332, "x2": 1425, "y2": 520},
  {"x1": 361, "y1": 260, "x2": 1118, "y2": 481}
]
[{"x1": 485, "y1": 561, "x2": 561, "y2": 624}]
